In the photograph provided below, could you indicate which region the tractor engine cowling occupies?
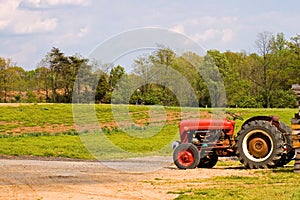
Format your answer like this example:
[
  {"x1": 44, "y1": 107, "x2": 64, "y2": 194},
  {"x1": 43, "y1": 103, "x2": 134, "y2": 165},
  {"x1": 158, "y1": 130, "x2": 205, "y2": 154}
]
[{"x1": 179, "y1": 119, "x2": 235, "y2": 143}]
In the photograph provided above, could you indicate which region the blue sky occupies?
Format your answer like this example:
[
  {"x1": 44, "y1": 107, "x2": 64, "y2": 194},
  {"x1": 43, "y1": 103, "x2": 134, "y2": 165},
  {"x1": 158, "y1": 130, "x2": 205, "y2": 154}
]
[{"x1": 1, "y1": 0, "x2": 300, "y2": 70}]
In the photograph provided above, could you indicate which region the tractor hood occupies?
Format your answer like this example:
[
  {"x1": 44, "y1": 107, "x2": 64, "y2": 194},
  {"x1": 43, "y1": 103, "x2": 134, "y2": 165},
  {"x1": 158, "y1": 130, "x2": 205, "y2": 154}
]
[{"x1": 179, "y1": 119, "x2": 235, "y2": 135}]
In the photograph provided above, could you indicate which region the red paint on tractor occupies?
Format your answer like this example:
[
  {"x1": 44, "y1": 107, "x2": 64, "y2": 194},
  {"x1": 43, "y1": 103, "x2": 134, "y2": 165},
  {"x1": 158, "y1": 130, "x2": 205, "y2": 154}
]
[{"x1": 179, "y1": 119, "x2": 235, "y2": 143}]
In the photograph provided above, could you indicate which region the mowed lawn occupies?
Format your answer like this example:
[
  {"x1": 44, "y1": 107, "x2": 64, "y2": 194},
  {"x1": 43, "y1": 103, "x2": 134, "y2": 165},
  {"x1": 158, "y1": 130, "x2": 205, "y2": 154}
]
[{"x1": 0, "y1": 103, "x2": 298, "y2": 160}]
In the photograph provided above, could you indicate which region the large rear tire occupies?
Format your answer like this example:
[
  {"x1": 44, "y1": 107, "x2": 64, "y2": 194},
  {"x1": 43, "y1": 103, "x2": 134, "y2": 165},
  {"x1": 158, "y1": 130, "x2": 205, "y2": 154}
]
[
  {"x1": 235, "y1": 120, "x2": 283, "y2": 169},
  {"x1": 173, "y1": 143, "x2": 200, "y2": 169},
  {"x1": 277, "y1": 122, "x2": 295, "y2": 167}
]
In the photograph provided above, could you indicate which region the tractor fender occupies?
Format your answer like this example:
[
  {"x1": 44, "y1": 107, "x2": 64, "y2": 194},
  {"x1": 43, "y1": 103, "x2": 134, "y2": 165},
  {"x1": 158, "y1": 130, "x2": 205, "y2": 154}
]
[{"x1": 241, "y1": 116, "x2": 280, "y2": 129}]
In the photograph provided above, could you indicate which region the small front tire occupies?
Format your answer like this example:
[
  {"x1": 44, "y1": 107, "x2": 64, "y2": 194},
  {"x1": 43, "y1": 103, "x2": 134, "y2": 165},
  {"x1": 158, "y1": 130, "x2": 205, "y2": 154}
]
[{"x1": 173, "y1": 143, "x2": 200, "y2": 169}]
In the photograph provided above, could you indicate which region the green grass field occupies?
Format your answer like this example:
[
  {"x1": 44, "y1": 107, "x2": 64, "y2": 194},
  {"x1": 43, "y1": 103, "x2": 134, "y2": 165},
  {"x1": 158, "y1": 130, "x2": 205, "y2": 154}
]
[{"x1": 0, "y1": 104, "x2": 297, "y2": 159}]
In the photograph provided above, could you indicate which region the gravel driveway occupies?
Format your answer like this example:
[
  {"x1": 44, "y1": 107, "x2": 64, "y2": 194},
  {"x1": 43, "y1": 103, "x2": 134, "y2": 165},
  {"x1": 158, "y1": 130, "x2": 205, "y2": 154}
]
[{"x1": 0, "y1": 157, "x2": 253, "y2": 200}]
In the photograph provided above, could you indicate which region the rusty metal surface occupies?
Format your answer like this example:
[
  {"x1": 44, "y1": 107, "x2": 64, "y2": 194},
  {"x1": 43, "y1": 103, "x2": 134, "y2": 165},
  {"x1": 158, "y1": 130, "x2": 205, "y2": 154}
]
[{"x1": 248, "y1": 137, "x2": 269, "y2": 158}]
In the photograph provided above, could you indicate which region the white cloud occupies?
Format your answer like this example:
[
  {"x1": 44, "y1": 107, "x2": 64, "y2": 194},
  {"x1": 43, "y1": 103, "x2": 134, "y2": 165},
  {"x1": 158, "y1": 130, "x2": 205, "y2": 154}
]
[
  {"x1": 192, "y1": 29, "x2": 220, "y2": 42},
  {"x1": 78, "y1": 27, "x2": 88, "y2": 37},
  {"x1": 53, "y1": 27, "x2": 89, "y2": 47},
  {"x1": 191, "y1": 28, "x2": 235, "y2": 44},
  {"x1": 20, "y1": 0, "x2": 90, "y2": 8},
  {"x1": 12, "y1": 14, "x2": 57, "y2": 34},
  {"x1": 0, "y1": 0, "x2": 19, "y2": 30},
  {"x1": 221, "y1": 29, "x2": 234, "y2": 43},
  {"x1": 170, "y1": 24, "x2": 185, "y2": 34},
  {"x1": 0, "y1": 0, "x2": 57, "y2": 34},
  {"x1": 186, "y1": 16, "x2": 238, "y2": 27},
  {"x1": 66, "y1": 27, "x2": 89, "y2": 38},
  {"x1": 220, "y1": 16, "x2": 238, "y2": 24},
  {"x1": 177, "y1": 16, "x2": 238, "y2": 47}
]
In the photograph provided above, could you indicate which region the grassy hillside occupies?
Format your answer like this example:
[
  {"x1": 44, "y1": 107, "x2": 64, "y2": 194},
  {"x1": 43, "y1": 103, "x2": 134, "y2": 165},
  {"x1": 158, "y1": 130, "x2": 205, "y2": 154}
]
[{"x1": 0, "y1": 104, "x2": 297, "y2": 159}]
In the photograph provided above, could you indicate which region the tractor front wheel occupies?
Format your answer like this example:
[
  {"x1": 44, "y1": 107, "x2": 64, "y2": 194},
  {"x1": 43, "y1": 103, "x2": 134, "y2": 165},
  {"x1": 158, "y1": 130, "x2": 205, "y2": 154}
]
[
  {"x1": 198, "y1": 151, "x2": 218, "y2": 168},
  {"x1": 173, "y1": 143, "x2": 200, "y2": 169}
]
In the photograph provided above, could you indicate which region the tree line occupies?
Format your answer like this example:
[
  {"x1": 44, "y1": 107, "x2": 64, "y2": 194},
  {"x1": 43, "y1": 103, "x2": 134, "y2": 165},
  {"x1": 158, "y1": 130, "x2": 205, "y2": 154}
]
[{"x1": 0, "y1": 32, "x2": 299, "y2": 108}]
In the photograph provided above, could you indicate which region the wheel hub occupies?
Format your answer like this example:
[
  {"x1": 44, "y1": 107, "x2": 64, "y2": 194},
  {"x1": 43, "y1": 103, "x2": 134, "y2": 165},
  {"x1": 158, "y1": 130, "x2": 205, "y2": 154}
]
[
  {"x1": 178, "y1": 150, "x2": 194, "y2": 166},
  {"x1": 248, "y1": 138, "x2": 269, "y2": 158}
]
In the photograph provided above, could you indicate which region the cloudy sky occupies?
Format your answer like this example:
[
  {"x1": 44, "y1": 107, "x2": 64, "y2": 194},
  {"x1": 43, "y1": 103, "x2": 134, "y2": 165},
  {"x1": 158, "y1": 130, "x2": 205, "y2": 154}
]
[{"x1": 1, "y1": 0, "x2": 300, "y2": 70}]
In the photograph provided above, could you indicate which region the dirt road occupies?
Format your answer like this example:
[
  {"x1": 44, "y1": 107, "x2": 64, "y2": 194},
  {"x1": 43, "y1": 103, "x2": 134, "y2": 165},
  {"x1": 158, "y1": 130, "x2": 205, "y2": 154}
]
[{"x1": 0, "y1": 157, "x2": 253, "y2": 200}]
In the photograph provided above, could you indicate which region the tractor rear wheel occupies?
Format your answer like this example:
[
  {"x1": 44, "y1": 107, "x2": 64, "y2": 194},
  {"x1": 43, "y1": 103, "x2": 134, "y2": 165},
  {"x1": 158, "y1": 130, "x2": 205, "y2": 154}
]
[
  {"x1": 198, "y1": 151, "x2": 218, "y2": 168},
  {"x1": 235, "y1": 120, "x2": 283, "y2": 169},
  {"x1": 173, "y1": 143, "x2": 200, "y2": 169},
  {"x1": 277, "y1": 122, "x2": 295, "y2": 167}
]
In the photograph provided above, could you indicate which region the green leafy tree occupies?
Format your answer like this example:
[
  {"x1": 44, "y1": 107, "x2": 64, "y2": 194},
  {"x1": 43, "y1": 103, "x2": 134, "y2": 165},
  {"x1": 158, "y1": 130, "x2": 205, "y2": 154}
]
[
  {"x1": 35, "y1": 67, "x2": 51, "y2": 102},
  {"x1": 223, "y1": 51, "x2": 254, "y2": 107},
  {"x1": 108, "y1": 65, "x2": 125, "y2": 91},
  {"x1": 95, "y1": 72, "x2": 109, "y2": 103},
  {"x1": 132, "y1": 56, "x2": 152, "y2": 95},
  {"x1": 25, "y1": 91, "x2": 37, "y2": 103},
  {"x1": 111, "y1": 73, "x2": 139, "y2": 104},
  {"x1": 72, "y1": 60, "x2": 94, "y2": 104},
  {"x1": 149, "y1": 48, "x2": 177, "y2": 106},
  {"x1": 287, "y1": 34, "x2": 300, "y2": 86},
  {"x1": 0, "y1": 58, "x2": 24, "y2": 102},
  {"x1": 254, "y1": 31, "x2": 273, "y2": 107},
  {"x1": 40, "y1": 47, "x2": 92, "y2": 103}
]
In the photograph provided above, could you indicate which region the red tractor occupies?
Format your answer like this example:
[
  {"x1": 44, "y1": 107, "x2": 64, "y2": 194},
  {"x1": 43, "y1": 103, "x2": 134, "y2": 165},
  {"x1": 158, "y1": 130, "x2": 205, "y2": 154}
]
[{"x1": 172, "y1": 113, "x2": 294, "y2": 169}]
